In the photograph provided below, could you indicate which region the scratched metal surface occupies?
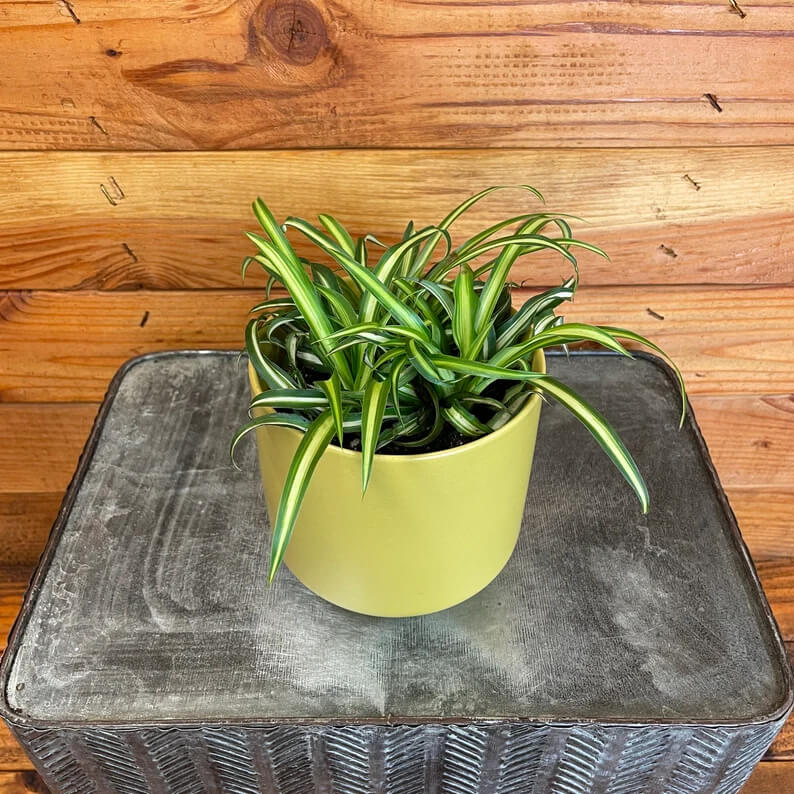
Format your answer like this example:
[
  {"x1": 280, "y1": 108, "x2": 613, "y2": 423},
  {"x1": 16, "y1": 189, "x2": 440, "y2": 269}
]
[{"x1": 2, "y1": 351, "x2": 790, "y2": 727}]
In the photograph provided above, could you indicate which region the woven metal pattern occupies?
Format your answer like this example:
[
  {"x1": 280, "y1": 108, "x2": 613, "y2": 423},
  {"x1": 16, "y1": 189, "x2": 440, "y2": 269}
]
[{"x1": 13, "y1": 720, "x2": 784, "y2": 794}]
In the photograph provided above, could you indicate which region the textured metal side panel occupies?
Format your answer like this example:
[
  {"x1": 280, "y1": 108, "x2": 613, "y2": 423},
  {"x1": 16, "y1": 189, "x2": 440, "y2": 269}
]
[
  {"x1": 202, "y1": 728, "x2": 262, "y2": 793},
  {"x1": 17, "y1": 728, "x2": 97, "y2": 794},
  {"x1": 80, "y1": 730, "x2": 152, "y2": 793},
  {"x1": 711, "y1": 722, "x2": 781, "y2": 794},
  {"x1": 138, "y1": 728, "x2": 208, "y2": 793},
  {"x1": 13, "y1": 720, "x2": 786, "y2": 794},
  {"x1": 603, "y1": 727, "x2": 674, "y2": 793},
  {"x1": 494, "y1": 724, "x2": 550, "y2": 793}
]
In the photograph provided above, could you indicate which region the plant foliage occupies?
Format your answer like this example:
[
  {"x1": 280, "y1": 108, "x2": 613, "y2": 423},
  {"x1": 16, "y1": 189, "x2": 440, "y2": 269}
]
[{"x1": 231, "y1": 187, "x2": 686, "y2": 583}]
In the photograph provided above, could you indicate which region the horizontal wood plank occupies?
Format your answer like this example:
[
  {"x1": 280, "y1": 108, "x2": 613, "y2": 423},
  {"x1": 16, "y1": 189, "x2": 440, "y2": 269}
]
[
  {"x1": 0, "y1": 2, "x2": 793, "y2": 149},
  {"x1": 729, "y1": 490, "x2": 794, "y2": 561},
  {"x1": 695, "y1": 396, "x2": 794, "y2": 489},
  {"x1": 0, "y1": 562, "x2": 32, "y2": 775},
  {"x1": 758, "y1": 562, "x2": 794, "y2": 643},
  {"x1": 0, "y1": 762, "x2": 789, "y2": 793},
  {"x1": 0, "y1": 570, "x2": 35, "y2": 771},
  {"x1": 1, "y1": 285, "x2": 793, "y2": 402},
  {"x1": 0, "y1": 764, "x2": 791, "y2": 792},
  {"x1": 0, "y1": 405, "x2": 97, "y2": 493},
  {"x1": 1, "y1": 149, "x2": 793, "y2": 289},
  {"x1": 768, "y1": 642, "x2": 794, "y2": 759},
  {"x1": 745, "y1": 762, "x2": 794, "y2": 793},
  {"x1": 4, "y1": 0, "x2": 793, "y2": 30},
  {"x1": 0, "y1": 496, "x2": 61, "y2": 569},
  {"x1": 564, "y1": 286, "x2": 794, "y2": 396},
  {"x1": 0, "y1": 570, "x2": 30, "y2": 645},
  {"x1": 0, "y1": 773, "x2": 40, "y2": 792}
]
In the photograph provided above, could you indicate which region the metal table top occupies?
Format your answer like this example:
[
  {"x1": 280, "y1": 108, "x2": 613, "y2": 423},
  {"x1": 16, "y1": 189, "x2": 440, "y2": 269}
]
[{"x1": 2, "y1": 351, "x2": 790, "y2": 729}]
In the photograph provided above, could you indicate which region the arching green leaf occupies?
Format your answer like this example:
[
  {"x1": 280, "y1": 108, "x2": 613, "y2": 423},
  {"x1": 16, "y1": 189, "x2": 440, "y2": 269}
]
[
  {"x1": 360, "y1": 378, "x2": 391, "y2": 492},
  {"x1": 268, "y1": 411, "x2": 337, "y2": 582},
  {"x1": 452, "y1": 263, "x2": 476, "y2": 356},
  {"x1": 245, "y1": 318, "x2": 297, "y2": 391},
  {"x1": 318, "y1": 371, "x2": 345, "y2": 444}
]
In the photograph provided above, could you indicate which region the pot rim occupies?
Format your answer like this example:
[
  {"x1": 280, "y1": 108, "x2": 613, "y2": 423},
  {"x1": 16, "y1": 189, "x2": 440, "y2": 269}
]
[{"x1": 247, "y1": 348, "x2": 545, "y2": 463}]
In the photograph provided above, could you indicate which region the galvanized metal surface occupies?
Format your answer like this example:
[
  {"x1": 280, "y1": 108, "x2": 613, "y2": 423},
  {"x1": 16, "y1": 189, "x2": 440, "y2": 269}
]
[
  {"x1": 1, "y1": 351, "x2": 790, "y2": 793},
  {"x1": 12, "y1": 721, "x2": 784, "y2": 794}
]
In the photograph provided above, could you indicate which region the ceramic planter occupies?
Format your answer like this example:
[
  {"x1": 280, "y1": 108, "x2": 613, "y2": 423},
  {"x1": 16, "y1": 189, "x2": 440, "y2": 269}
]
[{"x1": 248, "y1": 348, "x2": 545, "y2": 617}]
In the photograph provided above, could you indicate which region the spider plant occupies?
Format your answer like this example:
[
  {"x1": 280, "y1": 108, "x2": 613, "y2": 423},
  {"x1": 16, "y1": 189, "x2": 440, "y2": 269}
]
[{"x1": 232, "y1": 186, "x2": 686, "y2": 583}]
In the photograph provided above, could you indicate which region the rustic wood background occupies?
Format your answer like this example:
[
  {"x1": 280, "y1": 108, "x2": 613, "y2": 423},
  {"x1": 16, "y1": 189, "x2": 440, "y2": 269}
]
[{"x1": 0, "y1": 0, "x2": 793, "y2": 790}]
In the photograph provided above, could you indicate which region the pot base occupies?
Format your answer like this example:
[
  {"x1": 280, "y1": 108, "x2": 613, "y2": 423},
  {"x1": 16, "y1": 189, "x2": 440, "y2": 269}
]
[{"x1": 283, "y1": 528, "x2": 521, "y2": 618}]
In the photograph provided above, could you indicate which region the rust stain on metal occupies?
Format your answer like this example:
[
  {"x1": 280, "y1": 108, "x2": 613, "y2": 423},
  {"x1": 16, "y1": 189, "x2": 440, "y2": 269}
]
[{"x1": 703, "y1": 93, "x2": 723, "y2": 113}]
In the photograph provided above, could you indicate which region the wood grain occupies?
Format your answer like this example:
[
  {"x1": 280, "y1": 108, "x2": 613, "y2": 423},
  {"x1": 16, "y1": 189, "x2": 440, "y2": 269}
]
[
  {"x1": 745, "y1": 762, "x2": 794, "y2": 792},
  {"x1": 0, "y1": 571, "x2": 29, "y2": 642},
  {"x1": 768, "y1": 642, "x2": 794, "y2": 760},
  {"x1": 0, "y1": 1, "x2": 793, "y2": 150},
  {"x1": 729, "y1": 490, "x2": 794, "y2": 561},
  {"x1": 4, "y1": 284, "x2": 791, "y2": 402},
  {"x1": 0, "y1": 760, "x2": 791, "y2": 792},
  {"x1": 0, "y1": 773, "x2": 42, "y2": 792},
  {"x1": 4, "y1": 0, "x2": 793, "y2": 30},
  {"x1": 695, "y1": 396, "x2": 794, "y2": 489},
  {"x1": 0, "y1": 496, "x2": 60, "y2": 569},
  {"x1": 0, "y1": 562, "x2": 31, "y2": 776},
  {"x1": 0, "y1": 405, "x2": 97, "y2": 492},
  {"x1": 758, "y1": 562, "x2": 794, "y2": 643},
  {"x1": 1, "y1": 149, "x2": 793, "y2": 290},
  {"x1": 0, "y1": 568, "x2": 35, "y2": 771}
]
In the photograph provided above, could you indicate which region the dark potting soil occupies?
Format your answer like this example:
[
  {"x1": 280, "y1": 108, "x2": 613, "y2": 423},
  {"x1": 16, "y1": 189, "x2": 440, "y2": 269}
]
[
  {"x1": 337, "y1": 424, "x2": 473, "y2": 456},
  {"x1": 324, "y1": 379, "x2": 522, "y2": 457}
]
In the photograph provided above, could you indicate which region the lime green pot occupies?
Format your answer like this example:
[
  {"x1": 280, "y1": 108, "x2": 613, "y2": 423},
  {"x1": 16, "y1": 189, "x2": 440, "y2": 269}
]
[{"x1": 248, "y1": 348, "x2": 545, "y2": 617}]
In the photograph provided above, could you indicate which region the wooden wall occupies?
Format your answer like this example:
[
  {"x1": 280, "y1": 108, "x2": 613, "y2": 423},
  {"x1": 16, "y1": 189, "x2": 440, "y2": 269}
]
[{"x1": 1, "y1": 1, "x2": 793, "y2": 789}]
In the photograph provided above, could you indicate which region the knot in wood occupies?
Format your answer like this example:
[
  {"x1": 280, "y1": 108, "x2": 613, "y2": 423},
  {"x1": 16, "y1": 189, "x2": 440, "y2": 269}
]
[{"x1": 258, "y1": 0, "x2": 327, "y2": 65}]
